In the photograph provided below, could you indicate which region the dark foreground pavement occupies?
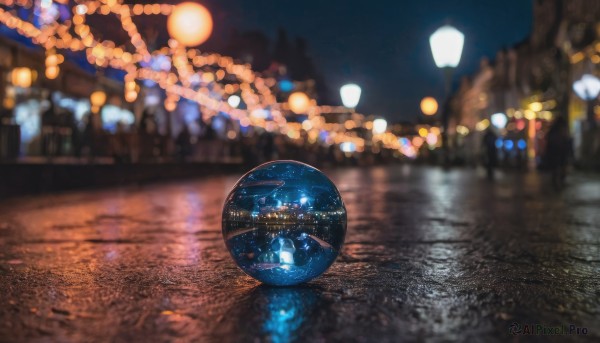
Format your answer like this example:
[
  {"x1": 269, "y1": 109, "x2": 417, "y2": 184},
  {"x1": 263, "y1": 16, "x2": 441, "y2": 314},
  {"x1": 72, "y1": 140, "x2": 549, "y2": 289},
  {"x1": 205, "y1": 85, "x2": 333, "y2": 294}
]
[{"x1": 0, "y1": 166, "x2": 599, "y2": 342}]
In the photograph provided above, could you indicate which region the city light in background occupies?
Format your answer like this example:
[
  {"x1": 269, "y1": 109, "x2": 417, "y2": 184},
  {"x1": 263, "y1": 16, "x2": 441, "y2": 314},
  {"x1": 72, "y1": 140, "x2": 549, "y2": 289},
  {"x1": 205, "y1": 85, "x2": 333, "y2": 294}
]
[
  {"x1": 420, "y1": 97, "x2": 438, "y2": 116},
  {"x1": 429, "y1": 25, "x2": 465, "y2": 69},
  {"x1": 340, "y1": 84, "x2": 361, "y2": 109},
  {"x1": 288, "y1": 92, "x2": 310, "y2": 114},
  {"x1": 0, "y1": 0, "x2": 597, "y2": 169},
  {"x1": 0, "y1": 0, "x2": 426, "y2": 164},
  {"x1": 0, "y1": 2, "x2": 600, "y2": 342},
  {"x1": 166, "y1": 2, "x2": 213, "y2": 47},
  {"x1": 573, "y1": 74, "x2": 600, "y2": 101},
  {"x1": 490, "y1": 112, "x2": 508, "y2": 129}
]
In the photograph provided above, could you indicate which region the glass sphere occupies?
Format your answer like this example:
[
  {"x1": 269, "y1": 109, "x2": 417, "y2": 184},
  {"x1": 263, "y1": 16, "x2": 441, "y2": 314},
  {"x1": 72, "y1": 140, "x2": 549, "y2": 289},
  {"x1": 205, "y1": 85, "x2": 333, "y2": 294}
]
[{"x1": 222, "y1": 161, "x2": 346, "y2": 286}]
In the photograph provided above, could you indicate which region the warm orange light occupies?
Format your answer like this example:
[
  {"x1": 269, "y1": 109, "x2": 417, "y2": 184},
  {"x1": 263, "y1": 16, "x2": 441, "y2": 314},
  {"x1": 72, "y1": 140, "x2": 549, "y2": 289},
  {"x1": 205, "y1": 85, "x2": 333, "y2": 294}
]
[
  {"x1": 420, "y1": 97, "x2": 438, "y2": 116},
  {"x1": 412, "y1": 136, "x2": 424, "y2": 147},
  {"x1": 125, "y1": 91, "x2": 137, "y2": 103},
  {"x1": 167, "y1": 2, "x2": 213, "y2": 47},
  {"x1": 11, "y1": 67, "x2": 32, "y2": 88},
  {"x1": 90, "y1": 90, "x2": 107, "y2": 111},
  {"x1": 45, "y1": 66, "x2": 59, "y2": 79},
  {"x1": 165, "y1": 99, "x2": 177, "y2": 112},
  {"x1": 528, "y1": 102, "x2": 543, "y2": 112},
  {"x1": 288, "y1": 92, "x2": 310, "y2": 114}
]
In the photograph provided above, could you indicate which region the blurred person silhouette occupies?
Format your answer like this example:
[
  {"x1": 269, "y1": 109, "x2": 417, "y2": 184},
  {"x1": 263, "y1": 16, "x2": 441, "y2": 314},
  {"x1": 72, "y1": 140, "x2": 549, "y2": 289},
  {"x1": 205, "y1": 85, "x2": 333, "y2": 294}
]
[
  {"x1": 41, "y1": 96, "x2": 57, "y2": 157},
  {"x1": 482, "y1": 128, "x2": 498, "y2": 180},
  {"x1": 81, "y1": 111, "x2": 95, "y2": 159},
  {"x1": 545, "y1": 116, "x2": 572, "y2": 190},
  {"x1": 175, "y1": 124, "x2": 192, "y2": 162}
]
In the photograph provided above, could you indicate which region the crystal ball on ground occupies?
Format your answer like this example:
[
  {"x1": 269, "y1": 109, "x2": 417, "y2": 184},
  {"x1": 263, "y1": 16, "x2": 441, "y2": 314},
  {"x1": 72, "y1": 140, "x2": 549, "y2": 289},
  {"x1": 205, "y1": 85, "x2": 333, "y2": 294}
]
[{"x1": 222, "y1": 160, "x2": 347, "y2": 286}]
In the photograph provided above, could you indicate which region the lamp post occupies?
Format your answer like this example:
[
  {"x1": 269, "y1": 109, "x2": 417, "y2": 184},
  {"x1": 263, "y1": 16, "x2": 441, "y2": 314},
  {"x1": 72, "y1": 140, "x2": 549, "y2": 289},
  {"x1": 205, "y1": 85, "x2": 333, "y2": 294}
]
[
  {"x1": 573, "y1": 74, "x2": 600, "y2": 167},
  {"x1": 340, "y1": 83, "x2": 361, "y2": 110},
  {"x1": 429, "y1": 25, "x2": 464, "y2": 164},
  {"x1": 573, "y1": 74, "x2": 600, "y2": 128}
]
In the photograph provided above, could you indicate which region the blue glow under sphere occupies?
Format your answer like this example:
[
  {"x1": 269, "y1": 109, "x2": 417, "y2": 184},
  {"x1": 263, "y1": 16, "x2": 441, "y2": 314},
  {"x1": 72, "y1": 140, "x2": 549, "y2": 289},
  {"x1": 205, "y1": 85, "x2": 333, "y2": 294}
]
[{"x1": 222, "y1": 160, "x2": 347, "y2": 286}]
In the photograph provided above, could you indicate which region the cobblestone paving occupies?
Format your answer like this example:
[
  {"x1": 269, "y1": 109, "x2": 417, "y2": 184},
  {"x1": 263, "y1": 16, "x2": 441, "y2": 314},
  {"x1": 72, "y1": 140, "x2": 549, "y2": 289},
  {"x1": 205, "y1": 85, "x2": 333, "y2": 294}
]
[{"x1": 0, "y1": 166, "x2": 599, "y2": 342}]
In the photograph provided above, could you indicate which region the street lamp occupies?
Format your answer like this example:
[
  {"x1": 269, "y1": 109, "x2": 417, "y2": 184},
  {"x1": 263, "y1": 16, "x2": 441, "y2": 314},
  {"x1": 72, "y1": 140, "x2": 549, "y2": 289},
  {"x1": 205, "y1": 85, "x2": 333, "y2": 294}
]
[
  {"x1": 228, "y1": 95, "x2": 241, "y2": 108},
  {"x1": 430, "y1": 26, "x2": 465, "y2": 72},
  {"x1": 167, "y1": 2, "x2": 213, "y2": 47},
  {"x1": 420, "y1": 97, "x2": 438, "y2": 116},
  {"x1": 429, "y1": 24, "x2": 465, "y2": 164},
  {"x1": 340, "y1": 83, "x2": 361, "y2": 109},
  {"x1": 490, "y1": 112, "x2": 508, "y2": 129},
  {"x1": 573, "y1": 74, "x2": 600, "y2": 127},
  {"x1": 372, "y1": 118, "x2": 387, "y2": 134}
]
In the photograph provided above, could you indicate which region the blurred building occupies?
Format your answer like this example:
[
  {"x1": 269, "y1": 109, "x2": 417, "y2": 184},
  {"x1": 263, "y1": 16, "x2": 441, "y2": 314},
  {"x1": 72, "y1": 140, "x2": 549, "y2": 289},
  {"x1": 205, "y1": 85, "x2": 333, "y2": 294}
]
[{"x1": 451, "y1": 0, "x2": 600, "y2": 168}]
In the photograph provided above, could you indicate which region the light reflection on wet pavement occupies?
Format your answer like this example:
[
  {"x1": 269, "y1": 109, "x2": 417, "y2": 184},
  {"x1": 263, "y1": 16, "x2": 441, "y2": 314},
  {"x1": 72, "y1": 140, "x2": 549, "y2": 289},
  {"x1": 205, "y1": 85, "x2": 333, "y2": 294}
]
[{"x1": 0, "y1": 166, "x2": 599, "y2": 342}]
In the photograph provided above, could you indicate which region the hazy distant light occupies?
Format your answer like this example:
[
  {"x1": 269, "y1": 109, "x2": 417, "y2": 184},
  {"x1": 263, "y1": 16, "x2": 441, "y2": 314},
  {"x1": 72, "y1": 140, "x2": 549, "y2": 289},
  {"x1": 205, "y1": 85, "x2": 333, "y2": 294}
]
[
  {"x1": 517, "y1": 139, "x2": 527, "y2": 150},
  {"x1": 167, "y1": 2, "x2": 213, "y2": 46},
  {"x1": 528, "y1": 102, "x2": 543, "y2": 112},
  {"x1": 250, "y1": 108, "x2": 269, "y2": 119},
  {"x1": 412, "y1": 136, "x2": 424, "y2": 147},
  {"x1": 75, "y1": 4, "x2": 87, "y2": 15},
  {"x1": 504, "y1": 140, "x2": 514, "y2": 151},
  {"x1": 340, "y1": 83, "x2": 361, "y2": 108},
  {"x1": 340, "y1": 142, "x2": 356, "y2": 153},
  {"x1": 227, "y1": 95, "x2": 241, "y2": 108},
  {"x1": 495, "y1": 138, "x2": 503, "y2": 149},
  {"x1": 288, "y1": 92, "x2": 310, "y2": 114},
  {"x1": 372, "y1": 118, "x2": 387, "y2": 134},
  {"x1": 420, "y1": 97, "x2": 438, "y2": 116},
  {"x1": 491, "y1": 112, "x2": 508, "y2": 129},
  {"x1": 573, "y1": 74, "x2": 600, "y2": 100},
  {"x1": 426, "y1": 132, "x2": 438, "y2": 146},
  {"x1": 279, "y1": 80, "x2": 294, "y2": 92},
  {"x1": 429, "y1": 25, "x2": 465, "y2": 68}
]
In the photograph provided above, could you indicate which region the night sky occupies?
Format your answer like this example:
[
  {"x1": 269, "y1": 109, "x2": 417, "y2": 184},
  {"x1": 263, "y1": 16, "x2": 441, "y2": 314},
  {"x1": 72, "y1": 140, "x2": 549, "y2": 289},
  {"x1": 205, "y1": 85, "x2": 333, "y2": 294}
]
[{"x1": 200, "y1": 0, "x2": 532, "y2": 122}]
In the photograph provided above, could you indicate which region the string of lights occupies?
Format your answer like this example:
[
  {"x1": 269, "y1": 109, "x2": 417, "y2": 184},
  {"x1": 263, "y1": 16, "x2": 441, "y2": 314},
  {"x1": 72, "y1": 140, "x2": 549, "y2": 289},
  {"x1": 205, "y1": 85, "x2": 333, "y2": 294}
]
[{"x1": 0, "y1": 0, "x2": 422, "y2": 157}]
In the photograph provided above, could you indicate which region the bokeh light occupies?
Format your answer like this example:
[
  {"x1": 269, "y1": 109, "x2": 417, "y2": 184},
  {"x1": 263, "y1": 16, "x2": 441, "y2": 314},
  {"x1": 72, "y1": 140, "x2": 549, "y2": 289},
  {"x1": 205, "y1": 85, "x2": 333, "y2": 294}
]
[
  {"x1": 288, "y1": 92, "x2": 310, "y2": 114},
  {"x1": 167, "y1": 2, "x2": 213, "y2": 46},
  {"x1": 420, "y1": 97, "x2": 438, "y2": 116}
]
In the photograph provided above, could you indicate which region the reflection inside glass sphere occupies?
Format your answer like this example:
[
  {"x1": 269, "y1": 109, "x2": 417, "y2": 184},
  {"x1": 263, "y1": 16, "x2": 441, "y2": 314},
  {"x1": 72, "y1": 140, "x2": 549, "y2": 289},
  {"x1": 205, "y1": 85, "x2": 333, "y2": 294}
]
[{"x1": 222, "y1": 161, "x2": 347, "y2": 285}]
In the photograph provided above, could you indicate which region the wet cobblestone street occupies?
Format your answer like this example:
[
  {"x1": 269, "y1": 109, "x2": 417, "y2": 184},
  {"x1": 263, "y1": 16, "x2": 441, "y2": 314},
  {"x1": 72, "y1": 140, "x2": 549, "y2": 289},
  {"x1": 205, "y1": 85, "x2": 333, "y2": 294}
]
[{"x1": 1, "y1": 166, "x2": 599, "y2": 342}]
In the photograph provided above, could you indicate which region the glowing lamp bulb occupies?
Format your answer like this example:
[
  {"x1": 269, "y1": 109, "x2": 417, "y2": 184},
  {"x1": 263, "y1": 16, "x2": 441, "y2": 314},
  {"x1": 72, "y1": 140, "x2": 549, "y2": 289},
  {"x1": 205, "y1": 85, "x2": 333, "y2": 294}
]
[
  {"x1": 228, "y1": 95, "x2": 241, "y2": 108},
  {"x1": 420, "y1": 97, "x2": 438, "y2": 116},
  {"x1": 490, "y1": 112, "x2": 508, "y2": 129},
  {"x1": 288, "y1": 92, "x2": 310, "y2": 114},
  {"x1": 430, "y1": 25, "x2": 465, "y2": 68},
  {"x1": 372, "y1": 118, "x2": 388, "y2": 134},
  {"x1": 45, "y1": 66, "x2": 59, "y2": 80},
  {"x1": 11, "y1": 68, "x2": 32, "y2": 88},
  {"x1": 573, "y1": 74, "x2": 600, "y2": 101},
  {"x1": 167, "y1": 2, "x2": 213, "y2": 47},
  {"x1": 90, "y1": 90, "x2": 107, "y2": 109},
  {"x1": 340, "y1": 83, "x2": 361, "y2": 108}
]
